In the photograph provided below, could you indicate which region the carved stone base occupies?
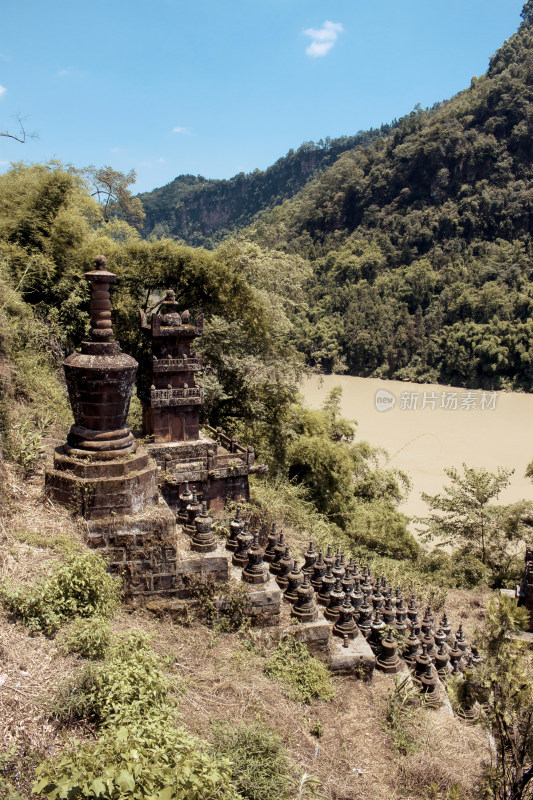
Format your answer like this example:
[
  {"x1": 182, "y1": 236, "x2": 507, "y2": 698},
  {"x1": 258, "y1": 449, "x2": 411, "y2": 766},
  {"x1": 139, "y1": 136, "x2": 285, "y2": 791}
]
[{"x1": 45, "y1": 444, "x2": 158, "y2": 520}]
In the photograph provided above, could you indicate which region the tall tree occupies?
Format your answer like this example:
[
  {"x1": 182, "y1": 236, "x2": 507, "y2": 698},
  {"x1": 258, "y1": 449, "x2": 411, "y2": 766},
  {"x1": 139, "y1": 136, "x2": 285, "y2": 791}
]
[
  {"x1": 521, "y1": 1, "x2": 533, "y2": 24},
  {"x1": 419, "y1": 464, "x2": 533, "y2": 584}
]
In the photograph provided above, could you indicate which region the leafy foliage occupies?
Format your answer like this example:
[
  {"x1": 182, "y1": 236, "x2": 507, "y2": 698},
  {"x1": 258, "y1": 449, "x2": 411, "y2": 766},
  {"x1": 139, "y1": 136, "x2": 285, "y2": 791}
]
[
  {"x1": 210, "y1": 720, "x2": 291, "y2": 800},
  {"x1": 34, "y1": 717, "x2": 237, "y2": 800},
  {"x1": 51, "y1": 631, "x2": 171, "y2": 725},
  {"x1": 37, "y1": 632, "x2": 238, "y2": 800},
  {"x1": 0, "y1": 742, "x2": 42, "y2": 800},
  {"x1": 57, "y1": 616, "x2": 112, "y2": 660},
  {"x1": 1, "y1": 552, "x2": 120, "y2": 633},
  {"x1": 264, "y1": 637, "x2": 335, "y2": 705},
  {"x1": 418, "y1": 464, "x2": 533, "y2": 586},
  {"x1": 384, "y1": 674, "x2": 418, "y2": 754},
  {"x1": 465, "y1": 597, "x2": 533, "y2": 800},
  {"x1": 277, "y1": 388, "x2": 417, "y2": 558}
]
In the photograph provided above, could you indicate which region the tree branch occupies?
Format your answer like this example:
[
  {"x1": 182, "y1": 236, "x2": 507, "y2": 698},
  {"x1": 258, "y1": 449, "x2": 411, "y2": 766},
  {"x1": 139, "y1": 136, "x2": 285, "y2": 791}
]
[{"x1": 0, "y1": 114, "x2": 37, "y2": 143}]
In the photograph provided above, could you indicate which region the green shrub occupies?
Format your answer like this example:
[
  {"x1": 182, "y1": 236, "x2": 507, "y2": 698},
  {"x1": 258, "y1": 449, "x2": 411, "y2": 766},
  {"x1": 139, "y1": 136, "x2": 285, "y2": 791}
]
[
  {"x1": 264, "y1": 637, "x2": 335, "y2": 705},
  {"x1": 33, "y1": 716, "x2": 238, "y2": 800},
  {"x1": 1, "y1": 552, "x2": 121, "y2": 633},
  {"x1": 37, "y1": 632, "x2": 239, "y2": 800},
  {"x1": 57, "y1": 616, "x2": 111, "y2": 659},
  {"x1": 384, "y1": 675, "x2": 418, "y2": 754},
  {"x1": 211, "y1": 720, "x2": 291, "y2": 800},
  {"x1": 187, "y1": 574, "x2": 250, "y2": 632},
  {"x1": 1, "y1": 742, "x2": 41, "y2": 800},
  {"x1": 51, "y1": 631, "x2": 170, "y2": 725}
]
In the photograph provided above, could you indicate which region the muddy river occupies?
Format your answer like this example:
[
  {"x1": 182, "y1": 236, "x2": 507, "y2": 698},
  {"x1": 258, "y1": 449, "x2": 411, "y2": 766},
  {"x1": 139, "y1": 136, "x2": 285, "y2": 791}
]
[{"x1": 302, "y1": 375, "x2": 533, "y2": 519}]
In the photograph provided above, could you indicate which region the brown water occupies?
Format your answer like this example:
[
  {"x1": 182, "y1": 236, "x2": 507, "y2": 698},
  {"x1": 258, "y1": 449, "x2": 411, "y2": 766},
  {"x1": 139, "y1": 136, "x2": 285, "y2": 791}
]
[{"x1": 302, "y1": 375, "x2": 533, "y2": 519}]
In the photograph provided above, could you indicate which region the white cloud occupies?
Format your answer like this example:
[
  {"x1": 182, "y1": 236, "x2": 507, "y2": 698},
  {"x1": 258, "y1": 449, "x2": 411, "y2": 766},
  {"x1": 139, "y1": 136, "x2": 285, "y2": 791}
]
[
  {"x1": 140, "y1": 161, "x2": 152, "y2": 167},
  {"x1": 0, "y1": 85, "x2": 6, "y2": 98},
  {"x1": 304, "y1": 20, "x2": 343, "y2": 57},
  {"x1": 0, "y1": 160, "x2": 9, "y2": 165},
  {"x1": 172, "y1": 125, "x2": 191, "y2": 134},
  {"x1": 110, "y1": 147, "x2": 121, "y2": 153},
  {"x1": 157, "y1": 157, "x2": 166, "y2": 163}
]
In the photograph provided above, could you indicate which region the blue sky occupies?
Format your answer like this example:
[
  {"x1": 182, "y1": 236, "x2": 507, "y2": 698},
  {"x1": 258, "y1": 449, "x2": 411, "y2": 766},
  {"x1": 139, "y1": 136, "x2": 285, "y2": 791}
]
[{"x1": 0, "y1": 0, "x2": 526, "y2": 194}]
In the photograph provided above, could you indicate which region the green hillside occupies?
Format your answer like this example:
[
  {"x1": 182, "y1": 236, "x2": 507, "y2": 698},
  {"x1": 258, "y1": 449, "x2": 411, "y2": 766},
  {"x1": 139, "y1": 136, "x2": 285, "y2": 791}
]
[
  {"x1": 138, "y1": 128, "x2": 399, "y2": 246},
  {"x1": 247, "y1": 15, "x2": 533, "y2": 389}
]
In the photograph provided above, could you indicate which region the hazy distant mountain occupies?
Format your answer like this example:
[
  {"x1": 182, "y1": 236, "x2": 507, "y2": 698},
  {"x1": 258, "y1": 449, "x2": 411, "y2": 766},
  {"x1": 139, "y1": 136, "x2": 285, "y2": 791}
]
[{"x1": 138, "y1": 128, "x2": 398, "y2": 246}]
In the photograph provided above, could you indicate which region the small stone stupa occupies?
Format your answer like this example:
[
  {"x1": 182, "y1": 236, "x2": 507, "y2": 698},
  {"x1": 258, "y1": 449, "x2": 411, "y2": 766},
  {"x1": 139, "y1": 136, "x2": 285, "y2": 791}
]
[{"x1": 45, "y1": 256, "x2": 159, "y2": 519}]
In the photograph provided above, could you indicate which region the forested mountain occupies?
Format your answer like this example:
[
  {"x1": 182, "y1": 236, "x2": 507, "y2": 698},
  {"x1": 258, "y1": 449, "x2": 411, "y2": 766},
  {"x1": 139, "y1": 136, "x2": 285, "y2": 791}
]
[
  {"x1": 138, "y1": 128, "x2": 398, "y2": 246},
  {"x1": 245, "y1": 14, "x2": 533, "y2": 389}
]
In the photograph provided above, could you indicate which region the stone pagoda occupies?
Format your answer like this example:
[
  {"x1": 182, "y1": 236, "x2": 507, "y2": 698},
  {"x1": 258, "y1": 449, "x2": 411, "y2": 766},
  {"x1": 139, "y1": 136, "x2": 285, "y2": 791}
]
[
  {"x1": 140, "y1": 290, "x2": 204, "y2": 444},
  {"x1": 140, "y1": 290, "x2": 266, "y2": 513},
  {"x1": 45, "y1": 256, "x2": 159, "y2": 519}
]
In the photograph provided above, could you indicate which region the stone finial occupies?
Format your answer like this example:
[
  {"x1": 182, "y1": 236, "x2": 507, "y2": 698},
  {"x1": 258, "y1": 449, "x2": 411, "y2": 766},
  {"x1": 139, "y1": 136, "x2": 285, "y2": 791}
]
[
  {"x1": 324, "y1": 544, "x2": 334, "y2": 568},
  {"x1": 232, "y1": 522, "x2": 254, "y2": 567},
  {"x1": 85, "y1": 255, "x2": 116, "y2": 341},
  {"x1": 269, "y1": 532, "x2": 286, "y2": 575},
  {"x1": 408, "y1": 594, "x2": 418, "y2": 619},
  {"x1": 440, "y1": 612, "x2": 452, "y2": 639},
  {"x1": 395, "y1": 601, "x2": 409, "y2": 638},
  {"x1": 456, "y1": 624, "x2": 467, "y2": 651},
  {"x1": 435, "y1": 642, "x2": 450, "y2": 679},
  {"x1": 177, "y1": 482, "x2": 194, "y2": 525},
  {"x1": 324, "y1": 577, "x2": 345, "y2": 622},
  {"x1": 242, "y1": 532, "x2": 269, "y2": 585},
  {"x1": 414, "y1": 643, "x2": 432, "y2": 685},
  {"x1": 420, "y1": 663, "x2": 440, "y2": 706},
  {"x1": 226, "y1": 507, "x2": 245, "y2": 552},
  {"x1": 184, "y1": 493, "x2": 202, "y2": 536},
  {"x1": 191, "y1": 501, "x2": 216, "y2": 553},
  {"x1": 283, "y1": 560, "x2": 304, "y2": 603},
  {"x1": 357, "y1": 597, "x2": 373, "y2": 639},
  {"x1": 317, "y1": 564, "x2": 336, "y2": 605},
  {"x1": 332, "y1": 554, "x2": 345, "y2": 581},
  {"x1": 291, "y1": 575, "x2": 318, "y2": 623},
  {"x1": 275, "y1": 547, "x2": 294, "y2": 589},
  {"x1": 341, "y1": 566, "x2": 355, "y2": 595},
  {"x1": 263, "y1": 523, "x2": 279, "y2": 562},
  {"x1": 370, "y1": 610, "x2": 386, "y2": 647},
  {"x1": 371, "y1": 583, "x2": 384, "y2": 610},
  {"x1": 434, "y1": 627, "x2": 447, "y2": 651},
  {"x1": 376, "y1": 628, "x2": 402, "y2": 674},
  {"x1": 382, "y1": 596, "x2": 396, "y2": 625},
  {"x1": 310, "y1": 551, "x2": 326, "y2": 591},
  {"x1": 449, "y1": 638, "x2": 463, "y2": 673},
  {"x1": 333, "y1": 596, "x2": 358, "y2": 640},
  {"x1": 403, "y1": 630, "x2": 420, "y2": 668},
  {"x1": 350, "y1": 577, "x2": 364, "y2": 613},
  {"x1": 303, "y1": 541, "x2": 318, "y2": 575}
]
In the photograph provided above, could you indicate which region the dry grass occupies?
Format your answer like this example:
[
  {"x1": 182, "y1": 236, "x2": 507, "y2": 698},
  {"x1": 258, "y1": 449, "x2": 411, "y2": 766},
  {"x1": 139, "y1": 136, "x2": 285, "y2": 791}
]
[
  {"x1": 106, "y1": 608, "x2": 490, "y2": 800},
  {"x1": 0, "y1": 456, "x2": 492, "y2": 800}
]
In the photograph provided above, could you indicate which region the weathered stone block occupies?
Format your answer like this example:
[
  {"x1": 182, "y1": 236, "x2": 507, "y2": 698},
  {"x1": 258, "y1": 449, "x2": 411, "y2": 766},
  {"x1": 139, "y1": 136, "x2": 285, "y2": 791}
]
[
  {"x1": 329, "y1": 633, "x2": 376, "y2": 678},
  {"x1": 281, "y1": 618, "x2": 331, "y2": 661}
]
